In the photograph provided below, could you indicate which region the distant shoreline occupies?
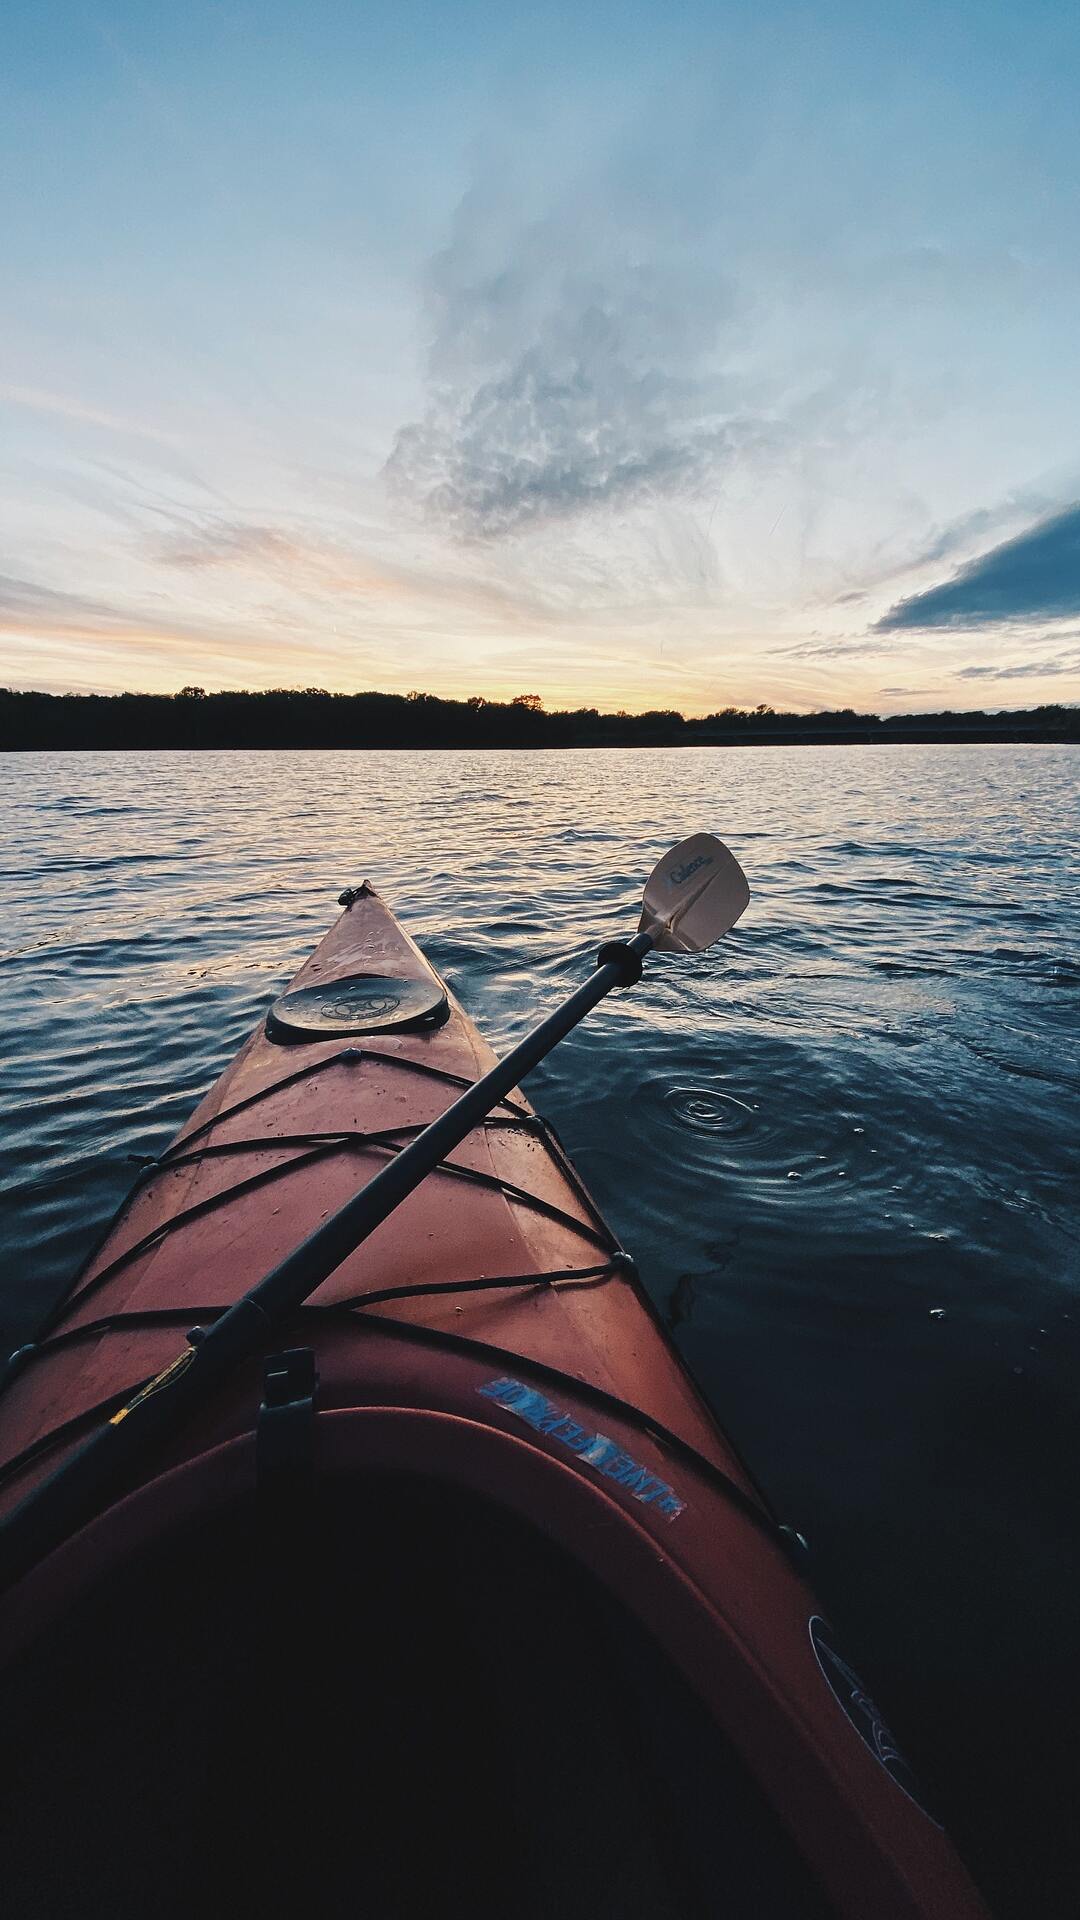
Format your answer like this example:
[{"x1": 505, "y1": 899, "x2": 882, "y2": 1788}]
[{"x1": 2, "y1": 687, "x2": 1077, "y2": 750}]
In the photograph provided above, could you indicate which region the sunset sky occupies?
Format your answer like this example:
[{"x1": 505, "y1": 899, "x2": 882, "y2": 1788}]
[{"x1": 3, "y1": 0, "x2": 1080, "y2": 714}]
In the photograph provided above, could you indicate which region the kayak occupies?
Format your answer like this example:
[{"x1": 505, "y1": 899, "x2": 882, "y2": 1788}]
[{"x1": 0, "y1": 881, "x2": 987, "y2": 1919}]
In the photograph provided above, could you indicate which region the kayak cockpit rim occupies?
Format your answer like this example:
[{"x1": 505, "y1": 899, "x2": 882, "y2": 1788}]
[{"x1": 1, "y1": 1454, "x2": 838, "y2": 1920}]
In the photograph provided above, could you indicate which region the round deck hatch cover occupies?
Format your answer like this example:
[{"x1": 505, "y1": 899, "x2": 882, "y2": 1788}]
[{"x1": 267, "y1": 972, "x2": 448, "y2": 1041}]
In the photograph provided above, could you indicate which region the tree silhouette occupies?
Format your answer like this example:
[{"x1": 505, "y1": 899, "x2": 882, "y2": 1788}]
[{"x1": 0, "y1": 688, "x2": 1073, "y2": 750}]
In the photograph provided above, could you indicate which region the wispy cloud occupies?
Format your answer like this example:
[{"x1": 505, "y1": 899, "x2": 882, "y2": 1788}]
[
  {"x1": 147, "y1": 513, "x2": 548, "y2": 626},
  {"x1": 825, "y1": 492, "x2": 1055, "y2": 614},
  {"x1": 0, "y1": 384, "x2": 178, "y2": 449},
  {"x1": 0, "y1": 566, "x2": 368, "y2": 689},
  {"x1": 876, "y1": 504, "x2": 1080, "y2": 631},
  {"x1": 149, "y1": 521, "x2": 403, "y2": 597},
  {"x1": 0, "y1": 572, "x2": 132, "y2": 630},
  {"x1": 769, "y1": 636, "x2": 896, "y2": 661},
  {"x1": 153, "y1": 523, "x2": 297, "y2": 569},
  {"x1": 955, "y1": 649, "x2": 1080, "y2": 681},
  {"x1": 0, "y1": 569, "x2": 292, "y2": 664}
]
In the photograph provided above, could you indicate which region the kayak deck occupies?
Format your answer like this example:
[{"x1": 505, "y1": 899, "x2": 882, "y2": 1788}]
[{"x1": 0, "y1": 882, "x2": 755, "y2": 1515}]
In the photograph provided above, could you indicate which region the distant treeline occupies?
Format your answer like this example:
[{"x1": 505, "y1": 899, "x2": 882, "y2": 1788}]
[{"x1": 2, "y1": 686, "x2": 1078, "y2": 750}]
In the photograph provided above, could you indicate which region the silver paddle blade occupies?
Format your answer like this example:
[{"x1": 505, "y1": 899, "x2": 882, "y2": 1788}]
[{"x1": 639, "y1": 833, "x2": 750, "y2": 953}]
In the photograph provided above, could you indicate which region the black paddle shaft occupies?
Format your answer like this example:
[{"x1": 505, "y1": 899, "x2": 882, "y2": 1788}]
[{"x1": 0, "y1": 932, "x2": 652, "y2": 1590}]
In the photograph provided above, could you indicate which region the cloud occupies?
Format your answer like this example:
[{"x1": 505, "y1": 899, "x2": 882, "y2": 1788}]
[
  {"x1": 151, "y1": 523, "x2": 290, "y2": 568},
  {"x1": 0, "y1": 572, "x2": 129, "y2": 630},
  {"x1": 769, "y1": 636, "x2": 894, "y2": 660},
  {"x1": 897, "y1": 501, "x2": 1029, "y2": 579},
  {"x1": 954, "y1": 650, "x2": 1080, "y2": 681},
  {"x1": 818, "y1": 491, "x2": 1059, "y2": 617},
  {"x1": 0, "y1": 566, "x2": 368, "y2": 688},
  {"x1": 150, "y1": 521, "x2": 398, "y2": 596},
  {"x1": 0, "y1": 384, "x2": 221, "y2": 498},
  {"x1": 876, "y1": 503, "x2": 1080, "y2": 631},
  {"x1": 383, "y1": 182, "x2": 777, "y2": 539},
  {"x1": 0, "y1": 568, "x2": 259, "y2": 659},
  {"x1": 146, "y1": 514, "x2": 547, "y2": 626},
  {"x1": 0, "y1": 383, "x2": 179, "y2": 447}
]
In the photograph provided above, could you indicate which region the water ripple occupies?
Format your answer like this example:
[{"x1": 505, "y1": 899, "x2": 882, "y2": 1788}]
[{"x1": 663, "y1": 1082, "x2": 757, "y2": 1135}]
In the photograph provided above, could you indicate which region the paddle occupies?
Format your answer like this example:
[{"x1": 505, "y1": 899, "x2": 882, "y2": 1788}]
[{"x1": 0, "y1": 834, "x2": 749, "y2": 1589}]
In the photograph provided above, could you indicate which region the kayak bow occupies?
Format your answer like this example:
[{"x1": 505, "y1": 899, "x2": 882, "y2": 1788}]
[{"x1": 0, "y1": 876, "x2": 987, "y2": 1919}]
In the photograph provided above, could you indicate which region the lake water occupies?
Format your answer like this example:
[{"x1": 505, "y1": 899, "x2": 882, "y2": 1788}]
[{"x1": 2, "y1": 744, "x2": 1077, "y2": 1915}]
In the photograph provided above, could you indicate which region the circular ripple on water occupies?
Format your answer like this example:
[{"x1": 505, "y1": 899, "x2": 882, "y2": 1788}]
[{"x1": 663, "y1": 1083, "x2": 756, "y2": 1135}]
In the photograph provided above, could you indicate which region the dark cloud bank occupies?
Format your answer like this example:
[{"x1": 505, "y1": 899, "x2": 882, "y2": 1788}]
[{"x1": 877, "y1": 503, "x2": 1080, "y2": 631}]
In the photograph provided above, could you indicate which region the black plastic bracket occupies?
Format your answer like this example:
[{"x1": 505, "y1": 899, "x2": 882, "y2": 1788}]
[
  {"x1": 338, "y1": 882, "x2": 372, "y2": 908},
  {"x1": 596, "y1": 939, "x2": 644, "y2": 987},
  {"x1": 257, "y1": 1347, "x2": 319, "y2": 1491}
]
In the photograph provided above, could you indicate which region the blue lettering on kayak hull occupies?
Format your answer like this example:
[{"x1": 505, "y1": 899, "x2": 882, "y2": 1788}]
[{"x1": 478, "y1": 1376, "x2": 686, "y2": 1519}]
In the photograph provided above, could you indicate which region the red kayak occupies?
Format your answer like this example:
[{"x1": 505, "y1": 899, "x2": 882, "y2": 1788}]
[{"x1": 0, "y1": 881, "x2": 988, "y2": 1918}]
